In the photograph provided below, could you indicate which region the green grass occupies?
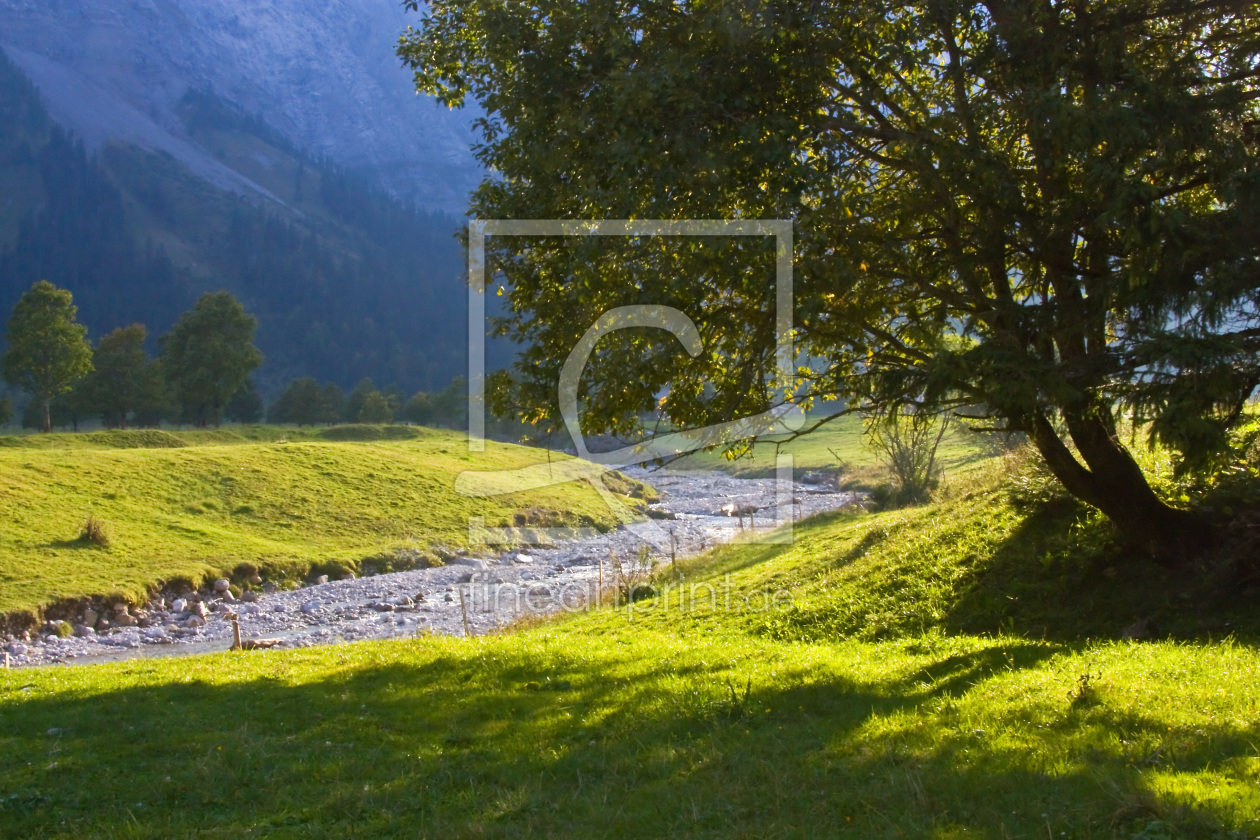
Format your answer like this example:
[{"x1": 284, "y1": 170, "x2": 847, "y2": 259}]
[
  {"x1": 0, "y1": 425, "x2": 323, "y2": 449},
  {"x1": 1, "y1": 620, "x2": 1256, "y2": 837},
  {"x1": 2, "y1": 456, "x2": 1259, "y2": 838},
  {"x1": 0, "y1": 425, "x2": 645, "y2": 619},
  {"x1": 672, "y1": 412, "x2": 993, "y2": 484}
]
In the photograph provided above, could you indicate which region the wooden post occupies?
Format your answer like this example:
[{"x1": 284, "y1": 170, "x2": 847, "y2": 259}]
[
  {"x1": 598, "y1": 557, "x2": 603, "y2": 601},
  {"x1": 458, "y1": 587, "x2": 472, "y2": 637},
  {"x1": 669, "y1": 528, "x2": 677, "y2": 566},
  {"x1": 3, "y1": 651, "x2": 9, "y2": 669}
]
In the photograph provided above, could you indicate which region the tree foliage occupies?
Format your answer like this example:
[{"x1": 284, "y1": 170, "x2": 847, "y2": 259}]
[
  {"x1": 159, "y1": 292, "x2": 263, "y2": 427},
  {"x1": 357, "y1": 391, "x2": 395, "y2": 424},
  {"x1": 224, "y1": 378, "x2": 264, "y2": 424},
  {"x1": 269, "y1": 379, "x2": 352, "y2": 425},
  {"x1": 1, "y1": 280, "x2": 93, "y2": 432},
  {"x1": 401, "y1": 0, "x2": 1260, "y2": 556},
  {"x1": 269, "y1": 377, "x2": 325, "y2": 426},
  {"x1": 401, "y1": 390, "x2": 433, "y2": 425},
  {"x1": 77, "y1": 323, "x2": 165, "y2": 429}
]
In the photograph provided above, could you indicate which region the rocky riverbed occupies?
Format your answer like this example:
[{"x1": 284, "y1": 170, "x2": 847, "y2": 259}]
[{"x1": 2, "y1": 469, "x2": 857, "y2": 669}]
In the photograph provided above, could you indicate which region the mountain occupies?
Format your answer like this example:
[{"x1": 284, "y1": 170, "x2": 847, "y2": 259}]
[
  {"x1": 0, "y1": 0, "x2": 481, "y2": 212},
  {"x1": 0, "y1": 47, "x2": 471, "y2": 397}
]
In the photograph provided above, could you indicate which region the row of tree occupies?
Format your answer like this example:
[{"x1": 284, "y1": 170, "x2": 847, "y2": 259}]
[
  {"x1": 0, "y1": 280, "x2": 470, "y2": 433},
  {"x1": 266, "y1": 375, "x2": 468, "y2": 428},
  {"x1": 0, "y1": 281, "x2": 263, "y2": 432}
]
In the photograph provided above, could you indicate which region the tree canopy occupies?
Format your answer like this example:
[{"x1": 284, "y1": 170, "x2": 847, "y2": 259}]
[
  {"x1": 0, "y1": 280, "x2": 93, "y2": 432},
  {"x1": 77, "y1": 323, "x2": 165, "y2": 429},
  {"x1": 401, "y1": 0, "x2": 1260, "y2": 557},
  {"x1": 159, "y1": 291, "x2": 263, "y2": 427},
  {"x1": 269, "y1": 377, "x2": 328, "y2": 426}
]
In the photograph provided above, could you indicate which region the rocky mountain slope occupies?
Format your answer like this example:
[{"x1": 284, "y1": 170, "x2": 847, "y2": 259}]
[
  {"x1": 0, "y1": 47, "x2": 470, "y2": 398},
  {"x1": 0, "y1": 0, "x2": 480, "y2": 212}
]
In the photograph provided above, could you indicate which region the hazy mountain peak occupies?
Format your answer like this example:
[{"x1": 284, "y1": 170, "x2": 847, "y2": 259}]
[{"x1": 0, "y1": 0, "x2": 480, "y2": 212}]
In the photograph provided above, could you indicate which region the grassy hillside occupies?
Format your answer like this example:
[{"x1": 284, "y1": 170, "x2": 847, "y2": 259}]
[
  {"x1": 2, "y1": 454, "x2": 1258, "y2": 838},
  {"x1": 630, "y1": 462, "x2": 1260, "y2": 645},
  {"x1": 0, "y1": 425, "x2": 645, "y2": 618}
]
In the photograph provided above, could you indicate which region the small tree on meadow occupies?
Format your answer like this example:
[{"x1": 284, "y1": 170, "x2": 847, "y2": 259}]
[
  {"x1": 430, "y1": 376, "x2": 468, "y2": 429},
  {"x1": 344, "y1": 378, "x2": 378, "y2": 423},
  {"x1": 317, "y1": 383, "x2": 345, "y2": 425},
  {"x1": 1, "y1": 280, "x2": 93, "y2": 433},
  {"x1": 401, "y1": 390, "x2": 433, "y2": 425},
  {"x1": 159, "y1": 292, "x2": 263, "y2": 428},
  {"x1": 269, "y1": 377, "x2": 323, "y2": 425},
  {"x1": 77, "y1": 323, "x2": 164, "y2": 429},
  {"x1": 358, "y1": 390, "x2": 394, "y2": 424}
]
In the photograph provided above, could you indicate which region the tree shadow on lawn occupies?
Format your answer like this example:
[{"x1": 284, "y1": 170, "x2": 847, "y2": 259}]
[
  {"x1": 943, "y1": 499, "x2": 1260, "y2": 644},
  {"x1": 0, "y1": 639, "x2": 1253, "y2": 839}
]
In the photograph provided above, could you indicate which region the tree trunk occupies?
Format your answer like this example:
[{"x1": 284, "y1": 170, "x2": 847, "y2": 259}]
[
  {"x1": 1029, "y1": 409, "x2": 1214, "y2": 563},
  {"x1": 41, "y1": 396, "x2": 51, "y2": 434}
]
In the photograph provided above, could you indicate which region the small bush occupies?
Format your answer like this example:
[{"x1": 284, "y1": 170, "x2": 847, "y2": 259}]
[
  {"x1": 610, "y1": 546, "x2": 657, "y2": 604},
  {"x1": 865, "y1": 408, "x2": 950, "y2": 507},
  {"x1": 77, "y1": 515, "x2": 111, "y2": 548}
]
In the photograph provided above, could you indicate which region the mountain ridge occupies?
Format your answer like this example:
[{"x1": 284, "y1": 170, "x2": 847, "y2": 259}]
[
  {"x1": 0, "y1": 48, "x2": 470, "y2": 397},
  {"x1": 0, "y1": 0, "x2": 480, "y2": 213}
]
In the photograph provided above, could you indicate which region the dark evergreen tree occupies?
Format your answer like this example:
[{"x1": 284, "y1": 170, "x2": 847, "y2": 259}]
[
  {"x1": 345, "y1": 378, "x2": 380, "y2": 424},
  {"x1": 358, "y1": 391, "x2": 394, "y2": 424},
  {"x1": 317, "y1": 383, "x2": 346, "y2": 425},
  {"x1": 429, "y1": 376, "x2": 468, "y2": 430}
]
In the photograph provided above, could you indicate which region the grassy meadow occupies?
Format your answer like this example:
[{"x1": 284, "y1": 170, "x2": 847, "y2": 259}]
[
  {"x1": 0, "y1": 425, "x2": 644, "y2": 619},
  {"x1": 2, "y1": 446, "x2": 1259, "y2": 838},
  {"x1": 673, "y1": 411, "x2": 993, "y2": 484}
]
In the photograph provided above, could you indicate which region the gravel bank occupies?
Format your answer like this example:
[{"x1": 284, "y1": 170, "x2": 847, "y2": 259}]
[{"x1": 3, "y1": 469, "x2": 856, "y2": 669}]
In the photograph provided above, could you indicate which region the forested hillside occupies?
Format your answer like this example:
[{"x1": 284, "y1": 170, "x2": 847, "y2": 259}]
[{"x1": 0, "y1": 49, "x2": 468, "y2": 396}]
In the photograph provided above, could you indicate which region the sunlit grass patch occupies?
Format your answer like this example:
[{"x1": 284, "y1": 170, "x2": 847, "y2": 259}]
[{"x1": 0, "y1": 425, "x2": 645, "y2": 616}]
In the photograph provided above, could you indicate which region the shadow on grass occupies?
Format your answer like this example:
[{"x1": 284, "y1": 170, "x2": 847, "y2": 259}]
[
  {"x1": 41, "y1": 538, "x2": 107, "y2": 551},
  {"x1": 943, "y1": 498, "x2": 1260, "y2": 644},
  {"x1": 1, "y1": 638, "x2": 1254, "y2": 839}
]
